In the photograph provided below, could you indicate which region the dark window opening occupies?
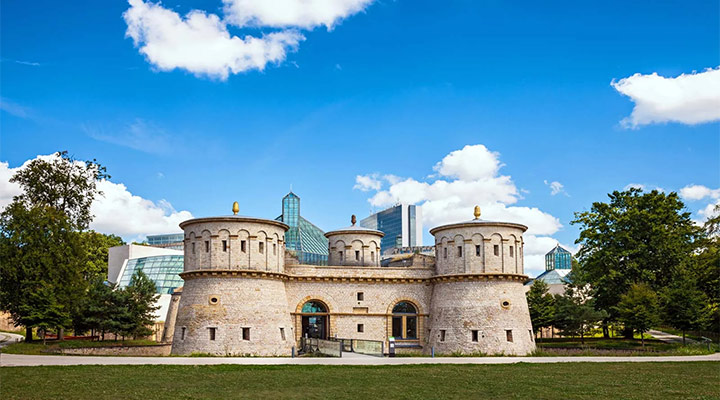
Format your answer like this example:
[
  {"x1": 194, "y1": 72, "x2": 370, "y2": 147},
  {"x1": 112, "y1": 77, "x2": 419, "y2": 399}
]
[
  {"x1": 440, "y1": 330, "x2": 446, "y2": 342},
  {"x1": 355, "y1": 250, "x2": 360, "y2": 261},
  {"x1": 472, "y1": 330, "x2": 479, "y2": 342},
  {"x1": 181, "y1": 327, "x2": 186, "y2": 340},
  {"x1": 280, "y1": 327, "x2": 286, "y2": 341},
  {"x1": 259, "y1": 242, "x2": 264, "y2": 254},
  {"x1": 209, "y1": 327, "x2": 216, "y2": 341},
  {"x1": 357, "y1": 324, "x2": 364, "y2": 333},
  {"x1": 205, "y1": 241, "x2": 209, "y2": 253},
  {"x1": 457, "y1": 246, "x2": 462, "y2": 257},
  {"x1": 510, "y1": 246, "x2": 514, "y2": 257},
  {"x1": 241, "y1": 240, "x2": 247, "y2": 252},
  {"x1": 506, "y1": 330, "x2": 513, "y2": 342},
  {"x1": 222, "y1": 240, "x2": 227, "y2": 252},
  {"x1": 493, "y1": 245, "x2": 499, "y2": 256},
  {"x1": 357, "y1": 292, "x2": 364, "y2": 301},
  {"x1": 192, "y1": 242, "x2": 196, "y2": 254},
  {"x1": 392, "y1": 301, "x2": 418, "y2": 340},
  {"x1": 242, "y1": 327, "x2": 250, "y2": 341},
  {"x1": 339, "y1": 251, "x2": 343, "y2": 261},
  {"x1": 443, "y1": 247, "x2": 447, "y2": 259},
  {"x1": 475, "y1": 245, "x2": 481, "y2": 256}
]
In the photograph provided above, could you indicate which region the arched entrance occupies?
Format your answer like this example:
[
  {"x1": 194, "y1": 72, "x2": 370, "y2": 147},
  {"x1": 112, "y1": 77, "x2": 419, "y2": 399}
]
[
  {"x1": 300, "y1": 300, "x2": 329, "y2": 340},
  {"x1": 392, "y1": 301, "x2": 418, "y2": 340}
]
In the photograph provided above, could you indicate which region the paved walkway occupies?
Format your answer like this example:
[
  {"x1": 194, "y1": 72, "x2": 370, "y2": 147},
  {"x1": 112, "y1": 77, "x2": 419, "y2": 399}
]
[
  {"x1": 649, "y1": 329, "x2": 697, "y2": 344},
  {"x1": 2, "y1": 352, "x2": 718, "y2": 367}
]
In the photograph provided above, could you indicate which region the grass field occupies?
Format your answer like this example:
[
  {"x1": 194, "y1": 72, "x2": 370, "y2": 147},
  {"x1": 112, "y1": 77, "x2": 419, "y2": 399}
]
[
  {"x1": 1, "y1": 363, "x2": 718, "y2": 399},
  {"x1": 1, "y1": 339, "x2": 158, "y2": 355}
]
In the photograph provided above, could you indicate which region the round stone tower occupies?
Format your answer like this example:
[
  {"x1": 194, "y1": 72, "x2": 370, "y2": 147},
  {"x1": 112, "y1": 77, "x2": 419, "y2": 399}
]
[
  {"x1": 325, "y1": 215, "x2": 383, "y2": 267},
  {"x1": 427, "y1": 206, "x2": 535, "y2": 355},
  {"x1": 170, "y1": 202, "x2": 295, "y2": 356}
]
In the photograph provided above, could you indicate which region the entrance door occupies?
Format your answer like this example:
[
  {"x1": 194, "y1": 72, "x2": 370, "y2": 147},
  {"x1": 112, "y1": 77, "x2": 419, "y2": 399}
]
[{"x1": 302, "y1": 315, "x2": 327, "y2": 339}]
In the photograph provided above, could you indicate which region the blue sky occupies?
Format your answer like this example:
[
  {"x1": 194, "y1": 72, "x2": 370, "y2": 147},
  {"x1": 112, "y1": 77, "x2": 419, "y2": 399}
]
[{"x1": 1, "y1": 0, "x2": 718, "y2": 275}]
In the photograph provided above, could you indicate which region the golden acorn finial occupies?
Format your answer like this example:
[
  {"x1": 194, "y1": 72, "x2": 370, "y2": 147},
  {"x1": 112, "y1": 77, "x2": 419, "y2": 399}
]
[
  {"x1": 473, "y1": 205, "x2": 481, "y2": 219},
  {"x1": 232, "y1": 201, "x2": 239, "y2": 215},
  {"x1": 351, "y1": 214, "x2": 357, "y2": 226}
]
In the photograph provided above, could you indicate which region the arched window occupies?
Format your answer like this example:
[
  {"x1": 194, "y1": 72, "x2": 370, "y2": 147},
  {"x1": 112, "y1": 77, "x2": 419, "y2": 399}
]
[
  {"x1": 392, "y1": 301, "x2": 418, "y2": 340},
  {"x1": 301, "y1": 301, "x2": 327, "y2": 314}
]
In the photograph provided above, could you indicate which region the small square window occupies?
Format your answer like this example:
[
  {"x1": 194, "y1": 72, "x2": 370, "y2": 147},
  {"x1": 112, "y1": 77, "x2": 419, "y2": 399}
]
[
  {"x1": 510, "y1": 246, "x2": 514, "y2": 257},
  {"x1": 259, "y1": 242, "x2": 264, "y2": 254},
  {"x1": 209, "y1": 327, "x2": 216, "y2": 341},
  {"x1": 241, "y1": 240, "x2": 247, "y2": 252},
  {"x1": 440, "y1": 330, "x2": 446, "y2": 342},
  {"x1": 494, "y1": 245, "x2": 499, "y2": 256},
  {"x1": 472, "y1": 330, "x2": 479, "y2": 342},
  {"x1": 475, "y1": 245, "x2": 481, "y2": 256},
  {"x1": 280, "y1": 327, "x2": 286, "y2": 341},
  {"x1": 205, "y1": 241, "x2": 210, "y2": 253},
  {"x1": 357, "y1": 292, "x2": 364, "y2": 301},
  {"x1": 222, "y1": 240, "x2": 227, "y2": 252},
  {"x1": 242, "y1": 327, "x2": 250, "y2": 341},
  {"x1": 457, "y1": 246, "x2": 462, "y2": 257},
  {"x1": 506, "y1": 329, "x2": 513, "y2": 342},
  {"x1": 357, "y1": 324, "x2": 364, "y2": 333},
  {"x1": 355, "y1": 250, "x2": 360, "y2": 261}
]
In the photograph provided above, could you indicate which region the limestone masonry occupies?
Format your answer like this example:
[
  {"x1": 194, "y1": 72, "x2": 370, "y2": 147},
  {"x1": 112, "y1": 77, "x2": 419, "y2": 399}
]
[{"x1": 170, "y1": 204, "x2": 536, "y2": 356}]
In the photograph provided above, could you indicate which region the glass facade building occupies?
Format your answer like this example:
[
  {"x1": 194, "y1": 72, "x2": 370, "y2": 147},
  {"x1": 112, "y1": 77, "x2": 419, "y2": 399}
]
[
  {"x1": 275, "y1": 192, "x2": 329, "y2": 265},
  {"x1": 147, "y1": 233, "x2": 184, "y2": 250},
  {"x1": 359, "y1": 204, "x2": 423, "y2": 254},
  {"x1": 544, "y1": 244, "x2": 572, "y2": 271},
  {"x1": 117, "y1": 255, "x2": 184, "y2": 294}
]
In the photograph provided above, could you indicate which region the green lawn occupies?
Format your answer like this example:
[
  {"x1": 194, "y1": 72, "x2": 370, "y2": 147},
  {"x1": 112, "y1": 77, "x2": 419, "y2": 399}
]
[
  {"x1": 1, "y1": 363, "x2": 718, "y2": 399},
  {"x1": 534, "y1": 337, "x2": 718, "y2": 356}
]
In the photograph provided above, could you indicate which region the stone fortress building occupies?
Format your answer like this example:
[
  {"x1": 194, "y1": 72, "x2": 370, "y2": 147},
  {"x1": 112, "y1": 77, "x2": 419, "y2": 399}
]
[{"x1": 168, "y1": 202, "x2": 535, "y2": 356}]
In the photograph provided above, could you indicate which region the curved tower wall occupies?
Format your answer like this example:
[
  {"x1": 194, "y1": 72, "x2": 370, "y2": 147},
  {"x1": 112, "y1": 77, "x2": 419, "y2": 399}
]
[
  {"x1": 326, "y1": 231, "x2": 382, "y2": 267},
  {"x1": 428, "y1": 222, "x2": 535, "y2": 355},
  {"x1": 171, "y1": 216, "x2": 294, "y2": 356}
]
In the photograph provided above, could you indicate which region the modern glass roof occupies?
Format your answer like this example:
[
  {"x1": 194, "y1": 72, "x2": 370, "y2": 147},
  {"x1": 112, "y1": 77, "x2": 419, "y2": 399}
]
[{"x1": 117, "y1": 255, "x2": 184, "y2": 295}]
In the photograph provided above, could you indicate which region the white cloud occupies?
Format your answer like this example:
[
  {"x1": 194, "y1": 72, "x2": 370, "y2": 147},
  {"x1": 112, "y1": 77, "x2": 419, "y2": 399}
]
[
  {"x1": 544, "y1": 180, "x2": 566, "y2": 196},
  {"x1": 698, "y1": 201, "x2": 720, "y2": 220},
  {"x1": 679, "y1": 184, "x2": 720, "y2": 201},
  {"x1": 223, "y1": 0, "x2": 374, "y2": 29},
  {"x1": 354, "y1": 144, "x2": 563, "y2": 275},
  {"x1": 0, "y1": 154, "x2": 192, "y2": 241},
  {"x1": 123, "y1": 0, "x2": 304, "y2": 80},
  {"x1": 124, "y1": 0, "x2": 374, "y2": 79},
  {"x1": 84, "y1": 119, "x2": 176, "y2": 154},
  {"x1": 353, "y1": 174, "x2": 382, "y2": 192},
  {"x1": 612, "y1": 66, "x2": 720, "y2": 127},
  {"x1": 0, "y1": 97, "x2": 30, "y2": 119}
]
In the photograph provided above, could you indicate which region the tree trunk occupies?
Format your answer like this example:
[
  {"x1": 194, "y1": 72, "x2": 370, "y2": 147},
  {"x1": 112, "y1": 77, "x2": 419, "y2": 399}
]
[
  {"x1": 25, "y1": 326, "x2": 32, "y2": 343},
  {"x1": 641, "y1": 332, "x2": 645, "y2": 348},
  {"x1": 42, "y1": 329, "x2": 46, "y2": 345},
  {"x1": 622, "y1": 326, "x2": 634, "y2": 339},
  {"x1": 602, "y1": 324, "x2": 609, "y2": 339},
  {"x1": 58, "y1": 327, "x2": 64, "y2": 341},
  {"x1": 581, "y1": 330, "x2": 585, "y2": 345}
]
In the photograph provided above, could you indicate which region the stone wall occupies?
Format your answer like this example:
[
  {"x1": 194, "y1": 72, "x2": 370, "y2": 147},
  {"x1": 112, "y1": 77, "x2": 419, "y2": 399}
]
[
  {"x1": 326, "y1": 231, "x2": 382, "y2": 267},
  {"x1": 59, "y1": 344, "x2": 172, "y2": 356}
]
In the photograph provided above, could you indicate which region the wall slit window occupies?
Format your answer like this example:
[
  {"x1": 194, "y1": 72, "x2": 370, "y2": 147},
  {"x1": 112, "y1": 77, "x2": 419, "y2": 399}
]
[
  {"x1": 440, "y1": 330, "x2": 446, "y2": 342},
  {"x1": 506, "y1": 329, "x2": 513, "y2": 342},
  {"x1": 357, "y1": 292, "x2": 364, "y2": 301},
  {"x1": 280, "y1": 327, "x2": 286, "y2": 341},
  {"x1": 443, "y1": 247, "x2": 448, "y2": 259},
  {"x1": 475, "y1": 245, "x2": 481, "y2": 256},
  {"x1": 205, "y1": 241, "x2": 209, "y2": 252},
  {"x1": 259, "y1": 242, "x2": 264, "y2": 254},
  {"x1": 273, "y1": 243, "x2": 277, "y2": 255},
  {"x1": 457, "y1": 246, "x2": 462, "y2": 257},
  {"x1": 181, "y1": 327, "x2": 186, "y2": 340},
  {"x1": 391, "y1": 302, "x2": 418, "y2": 340},
  {"x1": 242, "y1": 327, "x2": 251, "y2": 341},
  {"x1": 222, "y1": 240, "x2": 227, "y2": 252},
  {"x1": 241, "y1": 240, "x2": 247, "y2": 253},
  {"x1": 192, "y1": 243, "x2": 196, "y2": 254},
  {"x1": 357, "y1": 324, "x2": 364, "y2": 333},
  {"x1": 493, "y1": 245, "x2": 499, "y2": 256},
  {"x1": 355, "y1": 250, "x2": 360, "y2": 261},
  {"x1": 471, "y1": 330, "x2": 479, "y2": 342},
  {"x1": 509, "y1": 246, "x2": 514, "y2": 258},
  {"x1": 209, "y1": 327, "x2": 216, "y2": 341}
]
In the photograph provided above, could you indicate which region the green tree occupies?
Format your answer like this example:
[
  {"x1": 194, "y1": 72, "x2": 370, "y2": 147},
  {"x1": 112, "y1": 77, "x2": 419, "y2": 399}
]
[
  {"x1": 615, "y1": 284, "x2": 659, "y2": 347},
  {"x1": 572, "y1": 189, "x2": 700, "y2": 333},
  {"x1": 660, "y1": 278, "x2": 711, "y2": 344},
  {"x1": 18, "y1": 283, "x2": 71, "y2": 345},
  {"x1": 80, "y1": 231, "x2": 124, "y2": 281},
  {"x1": 0, "y1": 151, "x2": 108, "y2": 341},
  {"x1": 0, "y1": 203, "x2": 84, "y2": 342},
  {"x1": 526, "y1": 280, "x2": 555, "y2": 340},
  {"x1": 553, "y1": 280, "x2": 607, "y2": 344},
  {"x1": 125, "y1": 271, "x2": 160, "y2": 339}
]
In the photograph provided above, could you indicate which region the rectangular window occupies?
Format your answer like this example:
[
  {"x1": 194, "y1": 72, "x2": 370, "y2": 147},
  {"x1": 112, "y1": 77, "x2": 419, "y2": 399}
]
[
  {"x1": 181, "y1": 327, "x2": 186, "y2": 340},
  {"x1": 357, "y1": 324, "x2": 364, "y2": 333},
  {"x1": 457, "y1": 246, "x2": 463, "y2": 257},
  {"x1": 510, "y1": 246, "x2": 514, "y2": 258},
  {"x1": 339, "y1": 251, "x2": 343, "y2": 261},
  {"x1": 192, "y1": 243, "x2": 196, "y2": 254},
  {"x1": 242, "y1": 327, "x2": 250, "y2": 341},
  {"x1": 355, "y1": 250, "x2": 360, "y2": 261},
  {"x1": 209, "y1": 327, "x2": 216, "y2": 341},
  {"x1": 259, "y1": 242, "x2": 264, "y2": 254},
  {"x1": 475, "y1": 245, "x2": 481, "y2": 256},
  {"x1": 472, "y1": 330, "x2": 479, "y2": 342},
  {"x1": 371, "y1": 251, "x2": 375, "y2": 262},
  {"x1": 443, "y1": 247, "x2": 447, "y2": 259},
  {"x1": 392, "y1": 317, "x2": 403, "y2": 338},
  {"x1": 280, "y1": 327, "x2": 286, "y2": 341},
  {"x1": 494, "y1": 245, "x2": 499, "y2": 256},
  {"x1": 440, "y1": 330, "x2": 446, "y2": 342},
  {"x1": 241, "y1": 240, "x2": 247, "y2": 252},
  {"x1": 273, "y1": 243, "x2": 277, "y2": 255},
  {"x1": 506, "y1": 329, "x2": 513, "y2": 342},
  {"x1": 205, "y1": 241, "x2": 210, "y2": 253},
  {"x1": 222, "y1": 240, "x2": 227, "y2": 252},
  {"x1": 357, "y1": 292, "x2": 364, "y2": 301}
]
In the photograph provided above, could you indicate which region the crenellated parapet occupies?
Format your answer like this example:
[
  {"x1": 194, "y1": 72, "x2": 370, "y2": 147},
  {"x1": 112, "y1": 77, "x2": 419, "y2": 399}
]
[{"x1": 325, "y1": 215, "x2": 383, "y2": 267}]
